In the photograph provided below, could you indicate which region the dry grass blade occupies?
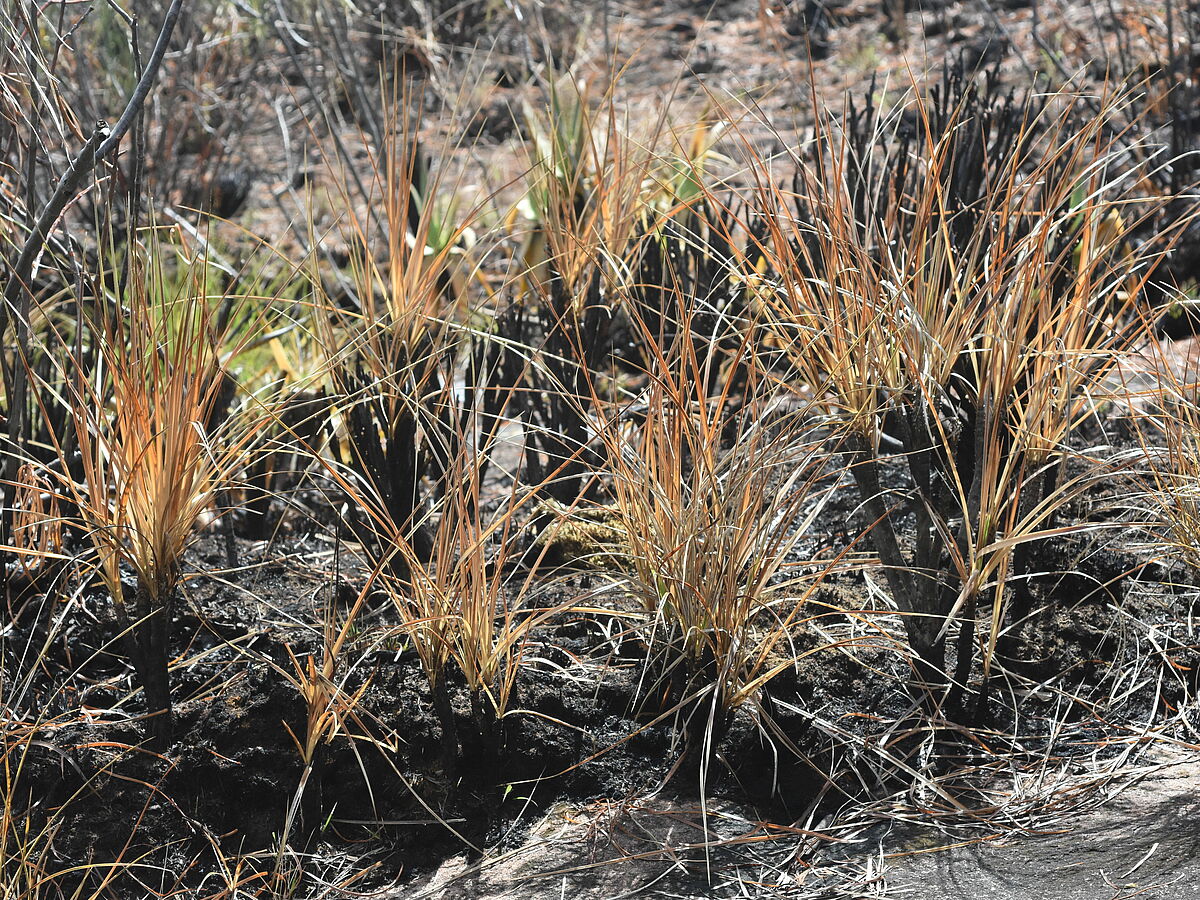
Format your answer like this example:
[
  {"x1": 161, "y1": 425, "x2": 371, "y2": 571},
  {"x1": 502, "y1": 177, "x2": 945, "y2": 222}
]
[
  {"x1": 4, "y1": 464, "x2": 65, "y2": 588},
  {"x1": 46, "y1": 227, "x2": 269, "y2": 749},
  {"x1": 368, "y1": 420, "x2": 565, "y2": 772},
  {"x1": 307, "y1": 67, "x2": 490, "y2": 576},
  {"x1": 1127, "y1": 338, "x2": 1200, "y2": 574},
  {"x1": 597, "y1": 263, "x2": 839, "y2": 726},
  {"x1": 293, "y1": 62, "x2": 571, "y2": 779},
  {"x1": 505, "y1": 69, "x2": 686, "y2": 504},
  {"x1": 745, "y1": 68, "x2": 1185, "y2": 711},
  {"x1": 0, "y1": 711, "x2": 143, "y2": 899}
]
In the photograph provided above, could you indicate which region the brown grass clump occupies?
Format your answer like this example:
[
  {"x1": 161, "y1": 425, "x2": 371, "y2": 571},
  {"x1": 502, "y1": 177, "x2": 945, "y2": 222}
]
[{"x1": 747, "y1": 71, "x2": 1183, "y2": 712}]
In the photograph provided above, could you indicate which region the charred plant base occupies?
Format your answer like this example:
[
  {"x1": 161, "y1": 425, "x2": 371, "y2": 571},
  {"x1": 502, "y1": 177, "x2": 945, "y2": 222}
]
[{"x1": 7, "y1": 517, "x2": 1197, "y2": 897}]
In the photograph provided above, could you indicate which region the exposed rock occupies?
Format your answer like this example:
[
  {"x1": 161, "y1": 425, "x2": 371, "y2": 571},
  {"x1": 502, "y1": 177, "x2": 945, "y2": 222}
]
[{"x1": 886, "y1": 748, "x2": 1200, "y2": 900}]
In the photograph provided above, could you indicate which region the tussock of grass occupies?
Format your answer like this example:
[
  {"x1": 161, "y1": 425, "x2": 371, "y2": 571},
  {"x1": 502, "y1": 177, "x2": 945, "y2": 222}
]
[{"x1": 746, "y1": 70, "x2": 1189, "y2": 711}]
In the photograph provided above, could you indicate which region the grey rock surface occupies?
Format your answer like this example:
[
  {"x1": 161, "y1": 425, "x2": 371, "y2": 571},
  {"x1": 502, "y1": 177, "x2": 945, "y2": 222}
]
[
  {"x1": 885, "y1": 748, "x2": 1200, "y2": 900},
  {"x1": 397, "y1": 749, "x2": 1200, "y2": 899},
  {"x1": 402, "y1": 798, "x2": 740, "y2": 899}
]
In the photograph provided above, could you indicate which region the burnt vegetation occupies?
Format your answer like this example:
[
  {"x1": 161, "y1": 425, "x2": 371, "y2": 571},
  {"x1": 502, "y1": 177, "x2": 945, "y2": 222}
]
[{"x1": 3, "y1": 1, "x2": 1200, "y2": 897}]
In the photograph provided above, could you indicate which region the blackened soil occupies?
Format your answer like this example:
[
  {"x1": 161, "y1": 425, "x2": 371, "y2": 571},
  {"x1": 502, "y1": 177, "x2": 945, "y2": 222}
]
[
  {"x1": 2, "y1": 533, "x2": 850, "y2": 895},
  {"x1": 8, "y1": 470, "x2": 1200, "y2": 897}
]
